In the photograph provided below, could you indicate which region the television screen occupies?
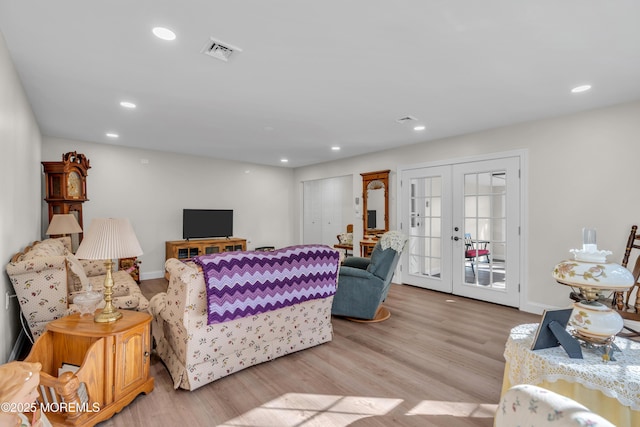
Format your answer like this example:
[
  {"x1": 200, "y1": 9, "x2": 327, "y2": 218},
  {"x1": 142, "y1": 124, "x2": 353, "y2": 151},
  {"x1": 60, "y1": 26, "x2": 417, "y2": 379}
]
[{"x1": 183, "y1": 209, "x2": 233, "y2": 239}]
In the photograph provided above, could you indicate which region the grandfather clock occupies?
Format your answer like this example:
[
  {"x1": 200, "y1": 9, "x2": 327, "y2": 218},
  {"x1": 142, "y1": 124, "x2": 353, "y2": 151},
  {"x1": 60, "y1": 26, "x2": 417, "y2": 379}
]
[{"x1": 42, "y1": 152, "x2": 90, "y2": 242}]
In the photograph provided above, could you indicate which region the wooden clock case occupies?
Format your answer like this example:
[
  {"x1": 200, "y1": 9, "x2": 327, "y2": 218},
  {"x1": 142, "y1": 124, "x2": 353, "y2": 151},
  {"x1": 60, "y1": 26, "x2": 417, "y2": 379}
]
[{"x1": 42, "y1": 152, "x2": 90, "y2": 242}]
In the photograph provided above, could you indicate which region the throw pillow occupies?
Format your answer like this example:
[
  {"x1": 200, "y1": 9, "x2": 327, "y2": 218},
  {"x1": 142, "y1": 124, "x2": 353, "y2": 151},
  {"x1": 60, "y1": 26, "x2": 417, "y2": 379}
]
[
  {"x1": 65, "y1": 251, "x2": 90, "y2": 293},
  {"x1": 338, "y1": 233, "x2": 353, "y2": 245},
  {"x1": 80, "y1": 259, "x2": 109, "y2": 276}
]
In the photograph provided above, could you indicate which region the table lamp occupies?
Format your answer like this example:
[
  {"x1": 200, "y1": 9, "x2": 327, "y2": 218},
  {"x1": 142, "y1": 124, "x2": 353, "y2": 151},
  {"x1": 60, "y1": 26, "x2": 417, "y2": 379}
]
[
  {"x1": 46, "y1": 213, "x2": 83, "y2": 252},
  {"x1": 46, "y1": 213, "x2": 82, "y2": 236},
  {"x1": 553, "y1": 228, "x2": 634, "y2": 342},
  {"x1": 75, "y1": 218, "x2": 143, "y2": 323}
]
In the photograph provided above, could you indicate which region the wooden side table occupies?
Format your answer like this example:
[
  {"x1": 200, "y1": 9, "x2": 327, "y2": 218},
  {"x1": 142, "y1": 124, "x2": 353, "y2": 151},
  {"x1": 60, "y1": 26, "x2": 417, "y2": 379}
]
[
  {"x1": 501, "y1": 323, "x2": 640, "y2": 427},
  {"x1": 360, "y1": 239, "x2": 377, "y2": 257},
  {"x1": 24, "y1": 310, "x2": 154, "y2": 426}
]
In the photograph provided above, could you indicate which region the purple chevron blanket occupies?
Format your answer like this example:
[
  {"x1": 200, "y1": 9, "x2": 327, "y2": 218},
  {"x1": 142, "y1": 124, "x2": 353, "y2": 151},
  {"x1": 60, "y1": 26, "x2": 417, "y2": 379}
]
[{"x1": 193, "y1": 245, "x2": 340, "y2": 325}]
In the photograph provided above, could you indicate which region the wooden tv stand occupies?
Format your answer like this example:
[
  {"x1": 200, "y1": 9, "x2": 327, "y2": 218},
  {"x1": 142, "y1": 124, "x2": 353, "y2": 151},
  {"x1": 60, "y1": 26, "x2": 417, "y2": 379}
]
[{"x1": 165, "y1": 237, "x2": 247, "y2": 263}]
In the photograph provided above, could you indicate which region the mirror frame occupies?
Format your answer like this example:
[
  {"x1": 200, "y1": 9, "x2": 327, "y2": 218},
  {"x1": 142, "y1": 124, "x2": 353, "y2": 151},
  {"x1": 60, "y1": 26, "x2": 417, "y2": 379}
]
[{"x1": 361, "y1": 169, "x2": 390, "y2": 236}]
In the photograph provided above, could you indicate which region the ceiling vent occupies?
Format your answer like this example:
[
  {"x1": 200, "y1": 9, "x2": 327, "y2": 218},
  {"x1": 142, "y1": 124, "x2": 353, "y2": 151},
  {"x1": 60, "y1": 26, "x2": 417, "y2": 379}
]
[
  {"x1": 396, "y1": 115, "x2": 418, "y2": 124},
  {"x1": 201, "y1": 37, "x2": 242, "y2": 62}
]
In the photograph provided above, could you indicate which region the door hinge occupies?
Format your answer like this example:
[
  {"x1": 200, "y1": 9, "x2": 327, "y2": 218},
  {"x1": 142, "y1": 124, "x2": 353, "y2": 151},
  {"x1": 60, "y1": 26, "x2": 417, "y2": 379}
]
[
  {"x1": 518, "y1": 169, "x2": 521, "y2": 178},
  {"x1": 518, "y1": 283, "x2": 521, "y2": 292},
  {"x1": 113, "y1": 344, "x2": 116, "y2": 354},
  {"x1": 518, "y1": 226, "x2": 521, "y2": 236}
]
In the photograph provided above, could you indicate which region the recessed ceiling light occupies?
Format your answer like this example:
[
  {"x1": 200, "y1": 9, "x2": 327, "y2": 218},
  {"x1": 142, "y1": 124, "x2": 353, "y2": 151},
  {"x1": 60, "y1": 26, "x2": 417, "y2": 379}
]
[
  {"x1": 571, "y1": 84, "x2": 592, "y2": 93},
  {"x1": 106, "y1": 132, "x2": 119, "y2": 138},
  {"x1": 120, "y1": 101, "x2": 136, "y2": 109},
  {"x1": 331, "y1": 146, "x2": 341, "y2": 151},
  {"x1": 414, "y1": 125, "x2": 426, "y2": 131},
  {"x1": 152, "y1": 27, "x2": 176, "y2": 41},
  {"x1": 280, "y1": 158, "x2": 289, "y2": 163}
]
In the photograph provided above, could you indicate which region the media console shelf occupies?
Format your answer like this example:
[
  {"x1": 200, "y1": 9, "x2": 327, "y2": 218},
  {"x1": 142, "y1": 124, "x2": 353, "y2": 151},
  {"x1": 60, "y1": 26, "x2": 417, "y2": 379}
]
[{"x1": 165, "y1": 237, "x2": 247, "y2": 263}]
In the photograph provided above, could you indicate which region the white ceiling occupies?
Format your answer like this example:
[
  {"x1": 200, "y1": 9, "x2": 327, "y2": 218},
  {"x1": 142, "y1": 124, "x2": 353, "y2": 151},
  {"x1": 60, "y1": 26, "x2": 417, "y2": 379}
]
[{"x1": 1, "y1": 1, "x2": 639, "y2": 168}]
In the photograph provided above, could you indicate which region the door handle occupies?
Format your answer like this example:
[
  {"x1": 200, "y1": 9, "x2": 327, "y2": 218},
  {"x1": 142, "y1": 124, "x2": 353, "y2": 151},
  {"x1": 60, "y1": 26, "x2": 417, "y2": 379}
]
[{"x1": 453, "y1": 236, "x2": 460, "y2": 241}]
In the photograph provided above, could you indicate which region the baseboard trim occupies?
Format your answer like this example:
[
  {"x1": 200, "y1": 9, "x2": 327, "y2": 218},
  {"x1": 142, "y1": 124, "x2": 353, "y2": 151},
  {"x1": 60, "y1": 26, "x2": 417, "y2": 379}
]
[{"x1": 140, "y1": 270, "x2": 165, "y2": 281}]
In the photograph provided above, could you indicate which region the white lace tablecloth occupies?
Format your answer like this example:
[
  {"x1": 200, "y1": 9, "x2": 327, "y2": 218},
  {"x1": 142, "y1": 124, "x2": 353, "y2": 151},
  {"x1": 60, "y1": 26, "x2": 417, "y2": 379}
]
[{"x1": 504, "y1": 323, "x2": 640, "y2": 411}]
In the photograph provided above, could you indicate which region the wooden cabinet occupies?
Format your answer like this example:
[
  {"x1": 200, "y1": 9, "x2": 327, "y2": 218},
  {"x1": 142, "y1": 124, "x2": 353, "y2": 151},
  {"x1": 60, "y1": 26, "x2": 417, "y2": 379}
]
[
  {"x1": 24, "y1": 311, "x2": 154, "y2": 426},
  {"x1": 166, "y1": 237, "x2": 247, "y2": 262}
]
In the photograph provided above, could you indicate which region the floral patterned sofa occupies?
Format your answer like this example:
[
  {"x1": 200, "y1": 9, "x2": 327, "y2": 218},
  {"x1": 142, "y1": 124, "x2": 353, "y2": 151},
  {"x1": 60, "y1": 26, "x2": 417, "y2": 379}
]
[
  {"x1": 149, "y1": 245, "x2": 339, "y2": 391},
  {"x1": 6, "y1": 237, "x2": 149, "y2": 339}
]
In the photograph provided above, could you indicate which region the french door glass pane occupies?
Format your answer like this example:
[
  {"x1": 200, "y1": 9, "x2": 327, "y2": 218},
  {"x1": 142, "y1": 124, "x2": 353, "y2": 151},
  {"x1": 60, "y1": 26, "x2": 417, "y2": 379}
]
[
  {"x1": 464, "y1": 170, "x2": 507, "y2": 288},
  {"x1": 408, "y1": 177, "x2": 442, "y2": 277}
]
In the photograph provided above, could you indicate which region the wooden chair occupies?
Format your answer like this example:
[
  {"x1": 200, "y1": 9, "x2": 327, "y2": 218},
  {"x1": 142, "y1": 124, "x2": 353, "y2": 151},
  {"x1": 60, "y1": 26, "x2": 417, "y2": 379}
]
[
  {"x1": 612, "y1": 225, "x2": 640, "y2": 337},
  {"x1": 334, "y1": 224, "x2": 354, "y2": 257},
  {"x1": 464, "y1": 233, "x2": 490, "y2": 275}
]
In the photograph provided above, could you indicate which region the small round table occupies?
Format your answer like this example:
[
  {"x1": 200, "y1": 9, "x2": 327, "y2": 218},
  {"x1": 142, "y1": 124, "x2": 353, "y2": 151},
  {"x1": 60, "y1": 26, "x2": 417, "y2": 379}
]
[{"x1": 501, "y1": 323, "x2": 640, "y2": 427}]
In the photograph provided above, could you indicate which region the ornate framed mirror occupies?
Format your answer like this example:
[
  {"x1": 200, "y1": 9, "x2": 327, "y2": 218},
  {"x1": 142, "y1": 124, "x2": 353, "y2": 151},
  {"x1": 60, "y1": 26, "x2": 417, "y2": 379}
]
[{"x1": 361, "y1": 170, "x2": 390, "y2": 237}]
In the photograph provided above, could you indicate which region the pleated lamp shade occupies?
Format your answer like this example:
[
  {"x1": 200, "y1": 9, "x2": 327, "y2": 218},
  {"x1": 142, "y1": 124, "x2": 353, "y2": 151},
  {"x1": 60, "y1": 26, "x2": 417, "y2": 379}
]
[
  {"x1": 75, "y1": 218, "x2": 143, "y2": 260},
  {"x1": 45, "y1": 214, "x2": 83, "y2": 235}
]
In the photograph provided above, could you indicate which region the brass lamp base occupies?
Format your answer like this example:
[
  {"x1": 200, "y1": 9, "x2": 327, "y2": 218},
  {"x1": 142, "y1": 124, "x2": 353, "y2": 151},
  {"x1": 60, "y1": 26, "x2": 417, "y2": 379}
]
[
  {"x1": 94, "y1": 308, "x2": 123, "y2": 323},
  {"x1": 95, "y1": 260, "x2": 122, "y2": 323}
]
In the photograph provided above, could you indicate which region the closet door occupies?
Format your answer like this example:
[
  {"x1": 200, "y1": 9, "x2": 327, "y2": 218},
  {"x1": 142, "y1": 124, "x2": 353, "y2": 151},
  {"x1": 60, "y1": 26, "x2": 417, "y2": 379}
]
[
  {"x1": 321, "y1": 177, "x2": 341, "y2": 245},
  {"x1": 303, "y1": 180, "x2": 323, "y2": 244},
  {"x1": 303, "y1": 176, "x2": 352, "y2": 246}
]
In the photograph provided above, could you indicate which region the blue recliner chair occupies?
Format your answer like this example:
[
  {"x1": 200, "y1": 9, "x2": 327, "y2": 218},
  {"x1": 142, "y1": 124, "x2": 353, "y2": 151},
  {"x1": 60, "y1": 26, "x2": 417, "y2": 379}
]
[{"x1": 331, "y1": 231, "x2": 406, "y2": 321}]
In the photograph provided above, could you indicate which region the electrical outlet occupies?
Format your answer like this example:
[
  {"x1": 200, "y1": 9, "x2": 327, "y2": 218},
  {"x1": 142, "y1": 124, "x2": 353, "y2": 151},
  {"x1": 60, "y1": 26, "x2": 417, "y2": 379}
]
[{"x1": 5, "y1": 292, "x2": 16, "y2": 310}]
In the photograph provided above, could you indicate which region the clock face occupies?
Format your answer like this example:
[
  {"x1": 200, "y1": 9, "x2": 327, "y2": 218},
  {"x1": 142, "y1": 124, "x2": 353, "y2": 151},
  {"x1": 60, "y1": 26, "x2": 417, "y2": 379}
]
[{"x1": 67, "y1": 171, "x2": 82, "y2": 198}]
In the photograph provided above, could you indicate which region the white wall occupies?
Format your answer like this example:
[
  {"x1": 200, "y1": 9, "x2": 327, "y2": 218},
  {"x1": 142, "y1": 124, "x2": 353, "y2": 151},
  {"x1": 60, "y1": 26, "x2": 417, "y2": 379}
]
[
  {"x1": 42, "y1": 139, "x2": 295, "y2": 279},
  {"x1": 0, "y1": 31, "x2": 42, "y2": 363},
  {"x1": 294, "y1": 100, "x2": 640, "y2": 314}
]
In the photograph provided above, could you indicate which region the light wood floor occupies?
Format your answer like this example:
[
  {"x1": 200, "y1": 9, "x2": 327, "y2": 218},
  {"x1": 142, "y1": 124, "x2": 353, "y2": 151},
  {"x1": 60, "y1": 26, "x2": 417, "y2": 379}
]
[{"x1": 100, "y1": 280, "x2": 540, "y2": 427}]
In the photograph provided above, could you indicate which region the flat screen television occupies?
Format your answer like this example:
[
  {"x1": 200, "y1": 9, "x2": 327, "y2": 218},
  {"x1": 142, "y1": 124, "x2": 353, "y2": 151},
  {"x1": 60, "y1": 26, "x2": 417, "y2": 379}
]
[{"x1": 183, "y1": 209, "x2": 233, "y2": 239}]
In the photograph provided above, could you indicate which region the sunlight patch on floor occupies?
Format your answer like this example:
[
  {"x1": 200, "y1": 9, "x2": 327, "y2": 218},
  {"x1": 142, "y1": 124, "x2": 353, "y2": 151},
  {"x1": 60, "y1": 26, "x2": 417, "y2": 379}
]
[
  {"x1": 218, "y1": 393, "x2": 401, "y2": 426},
  {"x1": 406, "y1": 400, "x2": 498, "y2": 418},
  {"x1": 218, "y1": 393, "x2": 496, "y2": 426}
]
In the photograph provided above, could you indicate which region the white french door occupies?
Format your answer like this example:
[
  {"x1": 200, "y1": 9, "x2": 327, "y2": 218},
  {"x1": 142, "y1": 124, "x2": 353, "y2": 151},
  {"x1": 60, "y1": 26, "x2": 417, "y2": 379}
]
[
  {"x1": 400, "y1": 156, "x2": 521, "y2": 307},
  {"x1": 401, "y1": 165, "x2": 453, "y2": 292}
]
